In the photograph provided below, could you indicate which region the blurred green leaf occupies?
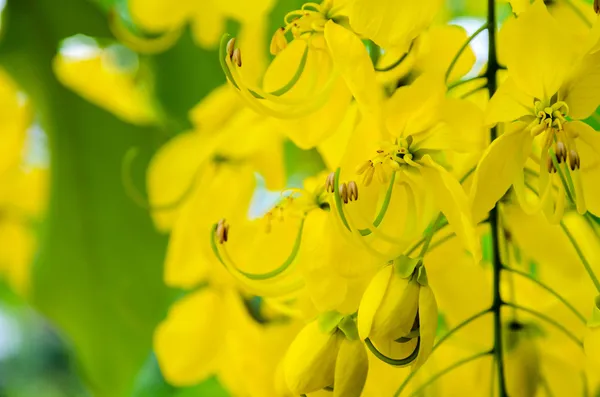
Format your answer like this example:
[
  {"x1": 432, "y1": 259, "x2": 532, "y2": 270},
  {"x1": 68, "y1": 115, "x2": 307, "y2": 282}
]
[{"x1": 0, "y1": 0, "x2": 173, "y2": 396}]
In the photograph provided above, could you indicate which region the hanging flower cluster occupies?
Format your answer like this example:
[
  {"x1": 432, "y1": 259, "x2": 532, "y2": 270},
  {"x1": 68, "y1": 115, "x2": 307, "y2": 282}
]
[{"x1": 138, "y1": 0, "x2": 600, "y2": 395}]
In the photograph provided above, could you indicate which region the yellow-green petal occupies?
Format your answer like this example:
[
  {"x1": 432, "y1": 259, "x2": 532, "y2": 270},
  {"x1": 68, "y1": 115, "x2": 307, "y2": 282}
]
[
  {"x1": 358, "y1": 266, "x2": 393, "y2": 340},
  {"x1": 420, "y1": 155, "x2": 481, "y2": 261},
  {"x1": 470, "y1": 125, "x2": 533, "y2": 222},
  {"x1": 412, "y1": 285, "x2": 438, "y2": 370}
]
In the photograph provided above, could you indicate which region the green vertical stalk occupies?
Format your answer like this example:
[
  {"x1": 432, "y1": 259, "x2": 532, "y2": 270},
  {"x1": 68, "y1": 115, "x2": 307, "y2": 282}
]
[{"x1": 486, "y1": 0, "x2": 508, "y2": 395}]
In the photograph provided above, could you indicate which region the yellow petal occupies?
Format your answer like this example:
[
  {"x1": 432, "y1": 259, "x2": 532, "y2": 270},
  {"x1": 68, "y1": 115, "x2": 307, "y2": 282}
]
[
  {"x1": 154, "y1": 289, "x2": 225, "y2": 385},
  {"x1": 146, "y1": 132, "x2": 206, "y2": 232},
  {"x1": 485, "y1": 77, "x2": 534, "y2": 125},
  {"x1": 284, "y1": 321, "x2": 341, "y2": 394},
  {"x1": 412, "y1": 285, "x2": 438, "y2": 370},
  {"x1": 333, "y1": 339, "x2": 369, "y2": 397},
  {"x1": 560, "y1": 49, "x2": 600, "y2": 120},
  {"x1": 325, "y1": 21, "x2": 382, "y2": 121},
  {"x1": 504, "y1": 329, "x2": 541, "y2": 397},
  {"x1": 413, "y1": 25, "x2": 476, "y2": 83},
  {"x1": 53, "y1": 52, "x2": 157, "y2": 125},
  {"x1": 164, "y1": 166, "x2": 255, "y2": 288},
  {"x1": 357, "y1": 265, "x2": 393, "y2": 340},
  {"x1": 371, "y1": 275, "x2": 419, "y2": 340},
  {"x1": 420, "y1": 155, "x2": 481, "y2": 261},
  {"x1": 500, "y1": 0, "x2": 578, "y2": 100},
  {"x1": 347, "y1": 0, "x2": 443, "y2": 51},
  {"x1": 385, "y1": 73, "x2": 446, "y2": 138},
  {"x1": 470, "y1": 125, "x2": 533, "y2": 222}
]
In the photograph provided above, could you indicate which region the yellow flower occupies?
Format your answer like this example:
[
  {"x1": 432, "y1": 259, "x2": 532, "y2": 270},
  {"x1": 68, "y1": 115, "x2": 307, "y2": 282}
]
[
  {"x1": 53, "y1": 42, "x2": 158, "y2": 125},
  {"x1": 154, "y1": 287, "x2": 299, "y2": 395},
  {"x1": 473, "y1": 0, "x2": 600, "y2": 221},
  {"x1": 357, "y1": 257, "x2": 438, "y2": 370},
  {"x1": 323, "y1": 72, "x2": 483, "y2": 261},
  {"x1": 221, "y1": 2, "x2": 381, "y2": 149}
]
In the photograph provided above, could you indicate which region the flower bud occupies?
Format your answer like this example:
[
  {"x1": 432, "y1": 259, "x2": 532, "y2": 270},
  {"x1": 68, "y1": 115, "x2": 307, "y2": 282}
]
[
  {"x1": 333, "y1": 339, "x2": 368, "y2": 397},
  {"x1": 283, "y1": 321, "x2": 342, "y2": 395},
  {"x1": 357, "y1": 257, "x2": 438, "y2": 369}
]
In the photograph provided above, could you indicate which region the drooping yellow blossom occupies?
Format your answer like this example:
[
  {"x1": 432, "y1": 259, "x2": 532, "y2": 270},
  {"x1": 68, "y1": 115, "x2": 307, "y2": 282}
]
[
  {"x1": 472, "y1": 0, "x2": 600, "y2": 221},
  {"x1": 358, "y1": 257, "x2": 437, "y2": 370},
  {"x1": 282, "y1": 314, "x2": 368, "y2": 396},
  {"x1": 53, "y1": 41, "x2": 158, "y2": 125}
]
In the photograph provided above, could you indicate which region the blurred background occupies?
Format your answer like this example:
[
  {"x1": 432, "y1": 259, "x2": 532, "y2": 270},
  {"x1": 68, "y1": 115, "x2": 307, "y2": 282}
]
[{"x1": 0, "y1": 0, "x2": 595, "y2": 396}]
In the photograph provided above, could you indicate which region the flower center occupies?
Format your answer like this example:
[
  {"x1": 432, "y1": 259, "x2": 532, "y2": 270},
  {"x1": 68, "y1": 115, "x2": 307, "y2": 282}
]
[
  {"x1": 528, "y1": 100, "x2": 580, "y2": 172},
  {"x1": 356, "y1": 136, "x2": 419, "y2": 186}
]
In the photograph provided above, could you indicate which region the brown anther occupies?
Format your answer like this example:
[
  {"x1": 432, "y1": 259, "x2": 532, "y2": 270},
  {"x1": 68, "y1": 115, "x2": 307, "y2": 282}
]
[
  {"x1": 216, "y1": 218, "x2": 229, "y2": 244},
  {"x1": 376, "y1": 149, "x2": 384, "y2": 154},
  {"x1": 569, "y1": 150, "x2": 580, "y2": 171},
  {"x1": 347, "y1": 181, "x2": 359, "y2": 202},
  {"x1": 555, "y1": 141, "x2": 566, "y2": 163},
  {"x1": 339, "y1": 182, "x2": 349, "y2": 204},
  {"x1": 547, "y1": 156, "x2": 557, "y2": 173},
  {"x1": 325, "y1": 172, "x2": 335, "y2": 193},
  {"x1": 232, "y1": 48, "x2": 242, "y2": 67},
  {"x1": 226, "y1": 38, "x2": 236, "y2": 58},
  {"x1": 595, "y1": 0, "x2": 599, "y2": 14}
]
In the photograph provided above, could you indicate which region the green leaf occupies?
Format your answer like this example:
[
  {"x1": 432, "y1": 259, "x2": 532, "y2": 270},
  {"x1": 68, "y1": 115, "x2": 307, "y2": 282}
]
[{"x1": 0, "y1": 1, "x2": 174, "y2": 396}]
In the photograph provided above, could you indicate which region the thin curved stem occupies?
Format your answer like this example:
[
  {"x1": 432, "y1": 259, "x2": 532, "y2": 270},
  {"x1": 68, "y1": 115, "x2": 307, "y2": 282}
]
[
  {"x1": 560, "y1": 221, "x2": 600, "y2": 293},
  {"x1": 365, "y1": 337, "x2": 420, "y2": 367},
  {"x1": 504, "y1": 302, "x2": 583, "y2": 347},
  {"x1": 445, "y1": 23, "x2": 488, "y2": 83},
  {"x1": 503, "y1": 266, "x2": 586, "y2": 323},
  {"x1": 432, "y1": 308, "x2": 492, "y2": 354},
  {"x1": 375, "y1": 41, "x2": 413, "y2": 72},
  {"x1": 419, "y1": 213, "x2": 443, "y2": 257},
  {"x1": 447, "y1": 75, "x2": 486, "y2": 90},
  {"x1": 398, "y1": 351, "x2": 491, "y2": 397},
  {"x1": 459, "y1": 82, "x2": 487, "y2": 99}
]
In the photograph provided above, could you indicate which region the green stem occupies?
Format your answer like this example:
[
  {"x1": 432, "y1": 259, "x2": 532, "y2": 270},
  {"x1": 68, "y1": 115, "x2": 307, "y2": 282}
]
[
  {"x1": 504, "y1": 302, "x2": 583, "y2": 347},
  {"x1": 445, "y1": 22, "x2": 488, "y2": 83},
  {"x1": 447, "y1": 75, "x2": 486, "y2": 90},
  {"x1": 459, "y1": 82, "x2": 488, "y2": 99},
  {"x1": 375, "y1": 42, "x2": 413, "y2": 72},
  {"x1": 486, "y1": 0, "x2": 507, "y2": 394},
  {"x1": 560, "y1": 220, "x2": 600, "y2": 293},
  {"x1": 503, "y1": 266, "x2": 586, "y2": 323},
  {"x1": 404, "y1": 351, "x2": 491, "y2": 397},
  {"x1": 549, "y1": 148, "x2": 575, "y2": 203},
  {"x1": 419, "y1": 213, "x2": 443, "y2": 257}
]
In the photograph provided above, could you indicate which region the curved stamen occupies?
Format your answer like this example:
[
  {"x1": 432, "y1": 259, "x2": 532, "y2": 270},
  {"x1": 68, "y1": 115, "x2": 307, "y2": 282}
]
[
  {"x1": 365, "y1": 337, "x2": 421, "y2": 366},
  {"x1": 219, "y1": 34, "x2": 309, "y2": 100},
  {"x1": 209, "y1": 224, "x2": 304, "y2": 297},
  {"x1": 359, "y1": 172, "x2": 396, "y2": 236},
  {"x1": 108, "y1": 9, "x2": 182, "y2": 54},
  {"x1": 226, "y1": 55, "x2": 335, "y2": 119},
  {"x1": 221, "y1": 218, "x2": 305, "y2": 280},
  {"x1": 333, "y1": 167, "x2": 352, "y2": 231}
]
